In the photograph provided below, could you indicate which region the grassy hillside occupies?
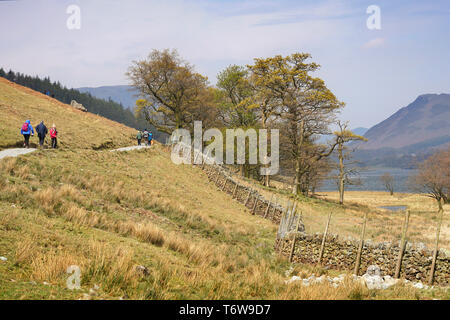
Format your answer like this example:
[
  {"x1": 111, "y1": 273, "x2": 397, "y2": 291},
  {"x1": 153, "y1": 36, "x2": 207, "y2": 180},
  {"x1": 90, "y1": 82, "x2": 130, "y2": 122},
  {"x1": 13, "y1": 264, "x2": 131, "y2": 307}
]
[
  {"x1": 0, "y1": 77, "x2": 135, "y2": 150},
  {"x1": 0, "y1": 80, "x2": 448, "y2": 300}
]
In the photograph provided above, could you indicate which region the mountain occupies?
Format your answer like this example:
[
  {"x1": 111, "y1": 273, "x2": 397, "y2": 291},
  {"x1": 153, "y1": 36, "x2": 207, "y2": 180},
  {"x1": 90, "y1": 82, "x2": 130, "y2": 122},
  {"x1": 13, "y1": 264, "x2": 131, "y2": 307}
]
[
  {"x1": 356, "y1": 94, "x2": 450, "y2": 151},
  {"x1": 77, "y1": 85, "x2": 139, "y2": 110},
  {"x1": 352, "y1": 127, "x2": 368, "y2": 137}
]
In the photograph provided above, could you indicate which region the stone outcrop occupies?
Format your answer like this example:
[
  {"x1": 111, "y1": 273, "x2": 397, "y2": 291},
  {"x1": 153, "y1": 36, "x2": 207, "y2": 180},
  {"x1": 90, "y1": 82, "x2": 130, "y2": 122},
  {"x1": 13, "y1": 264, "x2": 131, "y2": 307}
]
[{"x1": 70, "y1": 100, "x2": 87, "y2": 112}]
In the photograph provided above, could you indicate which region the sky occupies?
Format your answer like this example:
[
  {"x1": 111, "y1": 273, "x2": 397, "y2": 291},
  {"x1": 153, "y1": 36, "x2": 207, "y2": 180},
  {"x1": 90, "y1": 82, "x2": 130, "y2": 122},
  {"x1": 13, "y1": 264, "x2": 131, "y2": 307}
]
[{"x1": 0, "y1": 0, "x2": 449, "y2": 128}]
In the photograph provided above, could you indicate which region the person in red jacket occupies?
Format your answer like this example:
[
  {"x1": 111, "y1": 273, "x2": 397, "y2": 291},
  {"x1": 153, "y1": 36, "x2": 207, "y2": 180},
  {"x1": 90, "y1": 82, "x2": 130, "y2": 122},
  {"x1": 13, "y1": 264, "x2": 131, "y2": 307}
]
[{"x1": 49, "y1": 124, "x2": 58, "y2": 149}]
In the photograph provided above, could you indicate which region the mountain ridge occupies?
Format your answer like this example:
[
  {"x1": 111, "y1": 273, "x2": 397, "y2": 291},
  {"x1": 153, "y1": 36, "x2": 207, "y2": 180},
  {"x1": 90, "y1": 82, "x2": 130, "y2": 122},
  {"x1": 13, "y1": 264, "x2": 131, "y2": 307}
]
[{"x1": 356, "y1": 93, "x2": 450, "y2": 151}]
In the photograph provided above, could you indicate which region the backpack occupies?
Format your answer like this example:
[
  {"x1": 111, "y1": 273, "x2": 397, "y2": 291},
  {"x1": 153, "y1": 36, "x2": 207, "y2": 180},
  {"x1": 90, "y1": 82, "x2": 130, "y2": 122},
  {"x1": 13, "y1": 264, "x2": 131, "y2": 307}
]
[{"x1": 22, "y1": 122, "x2": 29, "y2": 132}]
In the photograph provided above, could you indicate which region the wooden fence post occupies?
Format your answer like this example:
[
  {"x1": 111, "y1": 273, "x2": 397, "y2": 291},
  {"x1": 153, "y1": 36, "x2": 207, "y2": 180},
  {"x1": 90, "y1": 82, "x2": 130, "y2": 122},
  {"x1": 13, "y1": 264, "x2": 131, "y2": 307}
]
[
  {"x1": 221, "y1": 178, "x2": 228, "y2": 191},
  {"x1": 207, "y1": 166, "x2": 213, "y2": 178},
  {"x1": 201, "y1": 154, "x2": 206, "y2": 170},
  {"x1": 354, "y1": 211, "x2": 368, "y2": 276},
  {"x1": 244, "y1": 189, "x2": 252, "y2": 206},
  {"x1": 428, "y1": 206, "x2": 444, "y2": 285},
  {"x1": 289, "y1": 213, "x2": 302, "y2": 263},
  {"x1": 318, "y1": 212, "x2": 332, "y2": 264},
  {"x1": 264, "y1": 194, "x2": 274, "y2": 218},
  {"x1": 215, "y1": 171, "x2": 221, "y2": 184},
  {"x1": 251, "y1": 195, "x2": 259, "y2": 215},
  {"x1": 270, "y1": 197, "x2": 278, "y2": 218},
  {"x1": 193, "y1": 150, "x2": 199, "y2": 165},
  {"x1": 394, "y1": 210, "x2": 410, "y2": 279},
  {"x1": 232, "y1": 183, "x2": 238, "y2": 199}
]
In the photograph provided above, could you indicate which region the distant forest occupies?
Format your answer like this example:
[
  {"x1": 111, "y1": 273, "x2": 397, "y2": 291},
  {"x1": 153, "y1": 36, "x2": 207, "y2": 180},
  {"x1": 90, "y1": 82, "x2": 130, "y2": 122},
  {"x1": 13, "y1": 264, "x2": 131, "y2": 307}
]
[{"x1": 0, "y1": 68, "x2": 162, "y2": 140}]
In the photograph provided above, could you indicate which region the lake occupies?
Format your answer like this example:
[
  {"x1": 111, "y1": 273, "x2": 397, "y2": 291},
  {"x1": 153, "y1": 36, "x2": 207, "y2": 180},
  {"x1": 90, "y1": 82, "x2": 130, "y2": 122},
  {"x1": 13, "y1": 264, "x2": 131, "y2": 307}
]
[{"x1": 318, "y1": 167, "x2": 418, "y2": 192}]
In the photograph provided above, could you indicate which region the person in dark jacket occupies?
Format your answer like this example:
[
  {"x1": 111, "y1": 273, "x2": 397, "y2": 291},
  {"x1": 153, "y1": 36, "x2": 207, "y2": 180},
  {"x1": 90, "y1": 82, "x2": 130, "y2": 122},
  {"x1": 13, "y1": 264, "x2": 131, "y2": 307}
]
[
  {"x1": 20, "y1": 120, "x2": 34, "y2": 148},
  {"x1": 143, "y1": 129, "x2": 149, "y2": 146},
  {"x1": 35, "y1": 121, "x2": 48, "y2": 148}
]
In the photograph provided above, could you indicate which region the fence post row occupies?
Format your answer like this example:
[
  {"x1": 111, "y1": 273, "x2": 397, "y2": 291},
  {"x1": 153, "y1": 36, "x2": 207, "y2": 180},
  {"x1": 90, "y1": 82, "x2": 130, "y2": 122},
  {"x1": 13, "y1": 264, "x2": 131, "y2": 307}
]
[{"x1": 180, "y1": 141, "x2": 444, "y2": 285}]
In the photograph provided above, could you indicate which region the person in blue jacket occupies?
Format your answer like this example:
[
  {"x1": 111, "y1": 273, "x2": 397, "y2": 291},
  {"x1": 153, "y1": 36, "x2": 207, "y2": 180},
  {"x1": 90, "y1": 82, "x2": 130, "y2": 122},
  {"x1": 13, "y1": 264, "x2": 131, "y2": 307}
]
[
  {"x1": 20, "y1": 120, "x2": 34, "y2": 148},
  {"x1": 148, "y1": 131, "x2": 153, "y2": 146}
]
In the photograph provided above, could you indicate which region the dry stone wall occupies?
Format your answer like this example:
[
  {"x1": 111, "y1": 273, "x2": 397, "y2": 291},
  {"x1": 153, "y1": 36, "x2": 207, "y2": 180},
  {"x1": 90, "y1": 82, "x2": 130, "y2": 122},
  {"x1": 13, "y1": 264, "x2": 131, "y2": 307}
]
[
  {"x1": 276, "y1": 234, "x2": 449, "y2": 286},
  {"x1": 203, "y1": 165, "x2": 286, "y2": 225}
]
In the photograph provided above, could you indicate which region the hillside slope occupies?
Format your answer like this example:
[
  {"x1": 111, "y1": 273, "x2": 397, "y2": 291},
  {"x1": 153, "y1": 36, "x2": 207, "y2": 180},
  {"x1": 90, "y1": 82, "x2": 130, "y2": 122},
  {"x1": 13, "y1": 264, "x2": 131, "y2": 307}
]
[
  {"x1": 356, "y1": 94, "x2": 450, "y2": 150},
  {"x1": 0, "y1": 77, "x2": 135, "y2": 150}
]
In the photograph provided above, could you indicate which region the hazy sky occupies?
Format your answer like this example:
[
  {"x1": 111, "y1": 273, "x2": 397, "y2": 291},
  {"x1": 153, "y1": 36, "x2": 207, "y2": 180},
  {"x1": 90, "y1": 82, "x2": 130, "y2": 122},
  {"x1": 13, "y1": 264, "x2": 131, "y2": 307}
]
[{"x1": 1, "y1": 0, "x2": 449, "y2": 128}]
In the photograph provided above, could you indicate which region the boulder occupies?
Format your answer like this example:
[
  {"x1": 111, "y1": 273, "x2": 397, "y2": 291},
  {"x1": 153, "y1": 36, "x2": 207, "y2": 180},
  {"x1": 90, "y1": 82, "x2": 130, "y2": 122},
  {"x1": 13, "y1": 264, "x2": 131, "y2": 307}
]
[
  {"x1": 366, "y1": 265, "x2": 381, "y2": 277},
  {"x1": 70, "y1": 100, "x2": 87, "y2": 112}
]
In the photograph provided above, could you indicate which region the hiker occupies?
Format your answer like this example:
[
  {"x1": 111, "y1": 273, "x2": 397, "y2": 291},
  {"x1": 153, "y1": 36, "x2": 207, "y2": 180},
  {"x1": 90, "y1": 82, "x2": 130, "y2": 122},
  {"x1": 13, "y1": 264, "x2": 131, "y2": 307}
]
[
  {"x1": 148, "y1": 131, "x2": 153, "y2": 146},
  {"x1": 136, "y1": 130, "x2": 142, "y2": 146},
  {"x1": 49, "y1": 124, "x2": 58, "y2": 149},
  {"x1": 143, "y1": 129, "x2": 149, "y2": 146},
  {"x1": 20, "y1": 120, "x2": 34, "y2": 148},
  {"x1": 35, "y1": 121, "x2": 48, "y2": 148}
]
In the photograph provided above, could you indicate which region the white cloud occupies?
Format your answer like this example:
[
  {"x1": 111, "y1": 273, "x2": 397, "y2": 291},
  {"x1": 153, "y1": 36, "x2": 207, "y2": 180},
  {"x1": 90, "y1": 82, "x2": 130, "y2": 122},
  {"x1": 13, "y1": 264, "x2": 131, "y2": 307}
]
[{"x1": 363, "y1": 37, "x2": 386, "y2": 49}]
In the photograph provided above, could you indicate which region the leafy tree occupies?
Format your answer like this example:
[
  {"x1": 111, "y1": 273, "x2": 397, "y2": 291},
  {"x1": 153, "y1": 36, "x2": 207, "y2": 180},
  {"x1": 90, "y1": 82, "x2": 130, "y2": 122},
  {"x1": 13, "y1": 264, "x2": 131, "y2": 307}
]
[
  {"x1": 248, "y1": 63, "x2": 281, "y2": 187},
  {"x1": 128, "y1": 49, "x2": 209, "y2": 135},
  {"x1": 216, "y1": 65, "x2": 259, "y2": 176},
  {"x1": 248, "y1": 53, "x2": 344, "y2": 195}
]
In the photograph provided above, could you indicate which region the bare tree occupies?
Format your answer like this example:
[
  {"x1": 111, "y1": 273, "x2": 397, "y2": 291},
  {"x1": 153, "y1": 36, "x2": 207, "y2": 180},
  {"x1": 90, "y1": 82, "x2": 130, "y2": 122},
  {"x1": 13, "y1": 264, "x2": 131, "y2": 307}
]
[
  {"x1": 411, "y1": 147, "x2": 449, "y2": 211},
  {"x1": 333, "y1": 121, "x2": 367, "y2": 204},
  {"x1": 380, "y1": 173, "x2": 395, "y2": 196}
]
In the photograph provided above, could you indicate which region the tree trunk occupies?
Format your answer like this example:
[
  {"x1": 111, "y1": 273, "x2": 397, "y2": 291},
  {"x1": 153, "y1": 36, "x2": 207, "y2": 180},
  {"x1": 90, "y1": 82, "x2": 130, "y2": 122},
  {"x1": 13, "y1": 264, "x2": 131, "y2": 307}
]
[
  {"x1": 338, "y1": 141, "x2": 344, "y2": 205},
  {"x1": 262, "y1": 114, "x2": 270, "y2": 187},
  {"x1": 292, "y1": 120, "x2": 304, "y2": 195}
]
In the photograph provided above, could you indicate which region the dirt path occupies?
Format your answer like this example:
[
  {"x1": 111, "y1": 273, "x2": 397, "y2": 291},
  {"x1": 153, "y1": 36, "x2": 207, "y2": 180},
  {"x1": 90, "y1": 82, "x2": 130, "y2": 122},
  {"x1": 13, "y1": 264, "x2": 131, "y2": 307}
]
[
  {"x1": 0, "y1": 148, "x2": 36, "y2": 160},
  {"x1": 0, "y1": 144, "x2": 150, "y2": 160},
  {"x1": 110, "y1": 145, "x2": 151, "y2": 152}
]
